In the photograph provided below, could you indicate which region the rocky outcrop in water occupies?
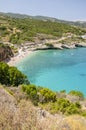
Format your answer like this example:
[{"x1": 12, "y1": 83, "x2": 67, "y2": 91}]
[{"x1": 0, "y1": 43, "x2": 14, "y2": 62}]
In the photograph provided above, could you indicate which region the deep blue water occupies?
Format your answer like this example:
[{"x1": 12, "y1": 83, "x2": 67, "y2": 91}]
[{"x1": 16, "y1": 48, "x2": 86, "y2": 96}]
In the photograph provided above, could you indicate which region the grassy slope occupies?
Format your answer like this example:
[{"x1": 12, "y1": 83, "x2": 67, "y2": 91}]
[{"x1": 0, "y1": 85, "x2": 86, "y2": 130}]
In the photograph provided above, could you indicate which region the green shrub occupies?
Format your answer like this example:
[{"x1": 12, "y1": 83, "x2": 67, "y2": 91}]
[
  {"x1": 39, "y1": 88, "x2": 56, "y2": 103},
  {"x1": 60, "y1": 90, "x2": 66, "y2": 93},
  {"x1": 56, "y1": 98, "x2": 81, "y2": 115},
  {"x1": 81, "y1": 111, "x2": 86, "y2": 117},
  {"x1": 43, "y1": 98, "x2": 81, "y2": 115},
  {"x1": 65, "y1": 103, "x2": 80, "y2": 115},
  {"x1": 25, "y1": 84, "x2": 37, "y2": 96},
  {"x1": 69, "y1": 90, "x2": 84, "y2": 98},
  {"x1": 75, "y1": 102, "x2": 81, "y2": 109},
  {"x1": 57, "y1": 98, "x2": 70, "y2": 113},
  {"x1": 22, "y1": 84, "x2": 39, "y2": 105}
]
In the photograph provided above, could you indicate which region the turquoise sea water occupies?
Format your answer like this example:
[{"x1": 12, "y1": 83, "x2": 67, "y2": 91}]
[{"x1": 16, "y1": 48, "x2": 86, "y2": 96}]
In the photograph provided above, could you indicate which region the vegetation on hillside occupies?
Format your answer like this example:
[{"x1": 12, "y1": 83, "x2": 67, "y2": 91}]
[
  {"x1": 60, "y1": 35, "x2": 86, "y2": 44},
  {"x1": 0, "y1": 62, "x2": 86, "y2": 116},
  {"x1": 0, "y1": 14, "x2": 86, "y2": 45},
  {"x1": 0, "y1": 62, "x2": 86, "y2": 129},
  {"x1": 69, "y1": 90, "x2": 84, "y2": 99},
  {"x1": 21, "y1": 84, "x2": 86, "y2": 116},
  {"x1": 0, "y1": 62, "x2": 29, "y2": 86},
  {"x1": 1, "y1": 85, "x2": 86, "y2": 130},
  {"x1": 1, "y1": 13, "x2": 86, "y2": 129}
]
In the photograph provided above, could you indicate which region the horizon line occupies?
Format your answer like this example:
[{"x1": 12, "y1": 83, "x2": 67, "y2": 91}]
[{"x1": 0, "y1": 11, "x2": 86, "y2": 22}]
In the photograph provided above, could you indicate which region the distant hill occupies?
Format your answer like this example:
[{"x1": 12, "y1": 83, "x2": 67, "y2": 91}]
[
  {"x1": 0, "y1": 12, "x2": 31, "y2": 19},
  {"x1": 0, "y1": 12, "x2": 86, "y2": 28},
  {"x1": 33, "y1": 16, "x2": 86, "y2": 28},
  {"x1": 0, "y1": 12, "x2": 86, "y2": 47}
]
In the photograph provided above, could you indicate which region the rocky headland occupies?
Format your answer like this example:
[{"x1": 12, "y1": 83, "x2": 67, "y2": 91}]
[{"x1": 1, "y1": 36, "x2": 86, "y2": 65}]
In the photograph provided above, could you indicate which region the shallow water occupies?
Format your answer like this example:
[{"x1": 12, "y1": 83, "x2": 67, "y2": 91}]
[{"x1": 16, "y1": 48, "x2": 86, "y2": 96}]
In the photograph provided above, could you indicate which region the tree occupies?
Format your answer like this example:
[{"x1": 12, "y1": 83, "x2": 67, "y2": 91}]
[
  {"x1": 0, "y1": 62, "x2": 29, "y2": 86},
  {"x1": 0, "y1": 62, "x2": 9, "y2": 85},
  {"x1": 8, "y1": 66, "x2": 29, "y2": 86}
]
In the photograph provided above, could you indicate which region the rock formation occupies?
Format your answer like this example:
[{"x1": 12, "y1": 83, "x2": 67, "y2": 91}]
[{"x1": 0, "y1": 43, "x2": 14, "y2": 61}]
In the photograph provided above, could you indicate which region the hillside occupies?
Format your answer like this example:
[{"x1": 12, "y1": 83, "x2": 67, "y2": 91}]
[
  {"x1": 1, "y1": 10, "x2": 86, "y2": 130},
  {"x1": 1, "y1": 12, "x2": 86, "y2": 27},
  {"x1": 0, "y1": 61, "x2": 86, "y2": 129},
  {"x1": 0, "y1": 84, "x2": 86, "y2": 130},
  {"x1": 0, "y1": 12, "x2": 86, "y2": 45},
  {"x1": 0, "y1": 12, "x2": 86, "y2": 61}
]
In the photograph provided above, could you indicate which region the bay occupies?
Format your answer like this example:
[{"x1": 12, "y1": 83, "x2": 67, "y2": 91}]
[{"x1": 16, "y1": 48, "x2": 86, "y2": 96}]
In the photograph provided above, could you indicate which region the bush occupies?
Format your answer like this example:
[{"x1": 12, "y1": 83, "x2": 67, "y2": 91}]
[
  {"x1": 75, "y1": 102, "x2": 81, "y2": 109},
  {"x1": 22, "y1": 84, "x2": 39, "y2": 105},
  {"x1": 43, "y1": 98, "x2": 81, "y2": 115},
  {"x1": 81, "y1": 111, "x2": 86, "y2": 117},
  {"x1": 25, "y1": 84, "x2": 37, "y2": 97},
  {"x1": 57, "y1": 98, "x2": 70, "y2": 114},
  {"x1": 69, "y1": 90, "x2": 84, "y2": 99},
  {"x1": 65, "y1": 104, "x2": 80, "y2": 115},
  {"x1": 56, "y1": 98, "x2": 81, "y2": 115},
  {"x1": 39, "y1": 88, "x2": 56, "y2": 103},
  {"x1": 60, "y1": 90, "x2": 66, "y2": 93}
]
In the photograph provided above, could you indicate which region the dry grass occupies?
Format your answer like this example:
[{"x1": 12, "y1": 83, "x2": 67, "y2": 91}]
[
  {"x1": 0, "y1": 99, "x2": 38, "y2": 130},
  {"x1": 57, "y1": 115, "x2": 86, "y2": 130},
  {"x1": 13, "y1": 100, "x2": 38, "y2": 130},
  {"x1": 0, "y1": 86, "x2": 86, "y2": 130},
  {"x1": 0, "y1": 86, "x2": 38, "y2": 130}
]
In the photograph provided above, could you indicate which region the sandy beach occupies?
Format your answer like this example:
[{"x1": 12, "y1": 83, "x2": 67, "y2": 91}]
[{"x1": 7, "y1": 50, "x2": 33, "y2": 66}]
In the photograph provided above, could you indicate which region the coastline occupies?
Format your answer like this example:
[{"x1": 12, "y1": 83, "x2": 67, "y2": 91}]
[
  {"x1": 7, "y1": 41, "x2": 86, "y2": 66},
  {"x1": 7, "y1": 50, "x2": 33, "y2": 66}
]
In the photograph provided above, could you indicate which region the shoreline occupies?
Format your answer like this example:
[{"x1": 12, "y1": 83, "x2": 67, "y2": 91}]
[
  {"x1": 7, "y1": 42, "x2": 86, "y2": 66},
  {"x1": 7, "y1": 50, "x2": 34, "y2": 66}
]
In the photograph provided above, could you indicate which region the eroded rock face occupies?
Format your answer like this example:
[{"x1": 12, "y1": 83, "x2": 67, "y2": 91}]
[{"x1": 0, "y1": 43, "x2": 14, "y2": 61}]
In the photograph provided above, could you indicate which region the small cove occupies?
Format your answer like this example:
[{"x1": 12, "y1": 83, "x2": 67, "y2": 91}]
[{"x1": 16, "y1": 48, "x2": 86, "y2": 96}]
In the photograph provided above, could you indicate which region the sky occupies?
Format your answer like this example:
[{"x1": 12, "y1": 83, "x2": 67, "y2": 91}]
[{"x1": 0, "y1": 0, "x2": 86, "y2": 21}]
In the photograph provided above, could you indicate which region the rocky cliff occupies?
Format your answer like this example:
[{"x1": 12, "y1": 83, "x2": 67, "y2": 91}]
[{"x1": 0, "y1": 43, "x2": 14, "y2": 61}]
